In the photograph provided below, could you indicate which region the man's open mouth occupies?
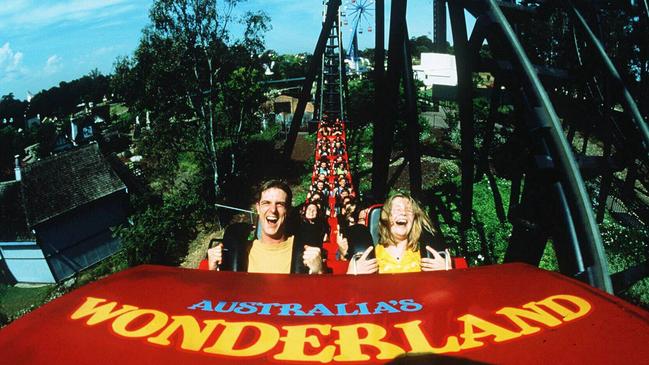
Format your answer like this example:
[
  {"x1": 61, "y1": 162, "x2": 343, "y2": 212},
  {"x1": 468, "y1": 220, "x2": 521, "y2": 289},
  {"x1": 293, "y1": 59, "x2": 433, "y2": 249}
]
[{"x1": 267, "y1": 216, "x2": 278, "y2": 224}]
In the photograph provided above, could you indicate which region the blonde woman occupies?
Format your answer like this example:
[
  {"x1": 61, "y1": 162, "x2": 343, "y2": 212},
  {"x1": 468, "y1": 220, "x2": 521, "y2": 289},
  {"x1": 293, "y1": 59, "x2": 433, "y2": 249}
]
[{"x1": 348, "y1": 193, "x2": 449, "y2": 274}]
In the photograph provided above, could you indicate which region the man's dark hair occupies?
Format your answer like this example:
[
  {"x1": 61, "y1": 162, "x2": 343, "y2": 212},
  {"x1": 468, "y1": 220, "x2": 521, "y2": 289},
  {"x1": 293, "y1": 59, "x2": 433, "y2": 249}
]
[{"x1": 256, "y1": 179, "x2": 293, "y2": 207}]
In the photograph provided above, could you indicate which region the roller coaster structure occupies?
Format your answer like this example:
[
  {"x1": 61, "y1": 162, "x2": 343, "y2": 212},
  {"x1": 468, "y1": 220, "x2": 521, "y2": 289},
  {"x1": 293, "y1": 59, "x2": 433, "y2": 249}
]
[
  {"x1": 284, "y1": 0, "x2": 648, "y2": 295},
  {"x1": 2, "y1": 2, "x2": 649, "y2": 362}
]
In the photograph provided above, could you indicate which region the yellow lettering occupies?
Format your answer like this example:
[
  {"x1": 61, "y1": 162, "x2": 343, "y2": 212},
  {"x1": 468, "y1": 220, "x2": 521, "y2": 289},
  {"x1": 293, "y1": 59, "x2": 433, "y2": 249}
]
[
  {"x1": 70, "y1": 297, "x2": 138, "y2": 325},
  {"x1": 458, "y1": 314, "x2": 521, "y2": 350},
  {"x1": 394, "y1": 320, "x2": 461, "y2": 354},
  {"x1": 333, "y1": 323, "x2": 405, "y2": 361},
  {"x1": 497, "y1": 302, "x2": 563, "y2": 334},
  {"x1": 536, "y1": 294, "x2": 592, "y2": 321},
  {"x1": 111, "y1": 309, "x2": 169, "y2": 338},
  {"x1": 69, "y1": 294, "x2": 595, "y2": 360},
  {"x1": 203, "y1": 320, "x2": 280, "y2": 357},
  {"x1": 147, "y1": 316, "x2": 222, "y2": 351},
  {"x1": 275, "y1": 324, "x2": 335, "y2": 363}
]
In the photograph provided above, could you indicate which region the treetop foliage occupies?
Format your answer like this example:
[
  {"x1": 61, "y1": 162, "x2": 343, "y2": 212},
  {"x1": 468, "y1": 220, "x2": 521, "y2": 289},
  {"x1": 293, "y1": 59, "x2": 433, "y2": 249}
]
[{"x1": 0, "y1": 71, "x2": 109, "y2": 123}]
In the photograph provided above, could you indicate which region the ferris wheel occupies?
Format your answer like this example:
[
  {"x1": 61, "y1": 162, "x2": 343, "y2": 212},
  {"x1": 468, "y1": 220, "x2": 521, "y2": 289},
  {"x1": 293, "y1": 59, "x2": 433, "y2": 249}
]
[
  {"x1": 342, "y1": 0, "x2": 374, "y2": 36},
  {"x1": 342, "y1": 0, "x2": 374, "y2": 63}
]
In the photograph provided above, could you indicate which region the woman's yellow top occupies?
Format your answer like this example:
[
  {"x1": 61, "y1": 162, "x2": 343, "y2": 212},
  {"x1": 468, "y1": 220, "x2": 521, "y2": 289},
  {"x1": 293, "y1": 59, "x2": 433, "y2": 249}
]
[{"x1": 375, "y1": 244, "x2": 421, "y2": 273}]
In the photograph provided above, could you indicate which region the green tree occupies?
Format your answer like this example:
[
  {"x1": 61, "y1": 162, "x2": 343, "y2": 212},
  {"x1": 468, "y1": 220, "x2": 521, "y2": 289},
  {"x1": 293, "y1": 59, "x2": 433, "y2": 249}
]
[
  {"x1": 35, "y1": 123, "x2": 58, "y2": 157},
  {"x1": 221, "y1": 66, "x2": 267, "y2": 173},
  {"x1": 358, "y1": 47, "x2": 375, "y2": 62},
  {"x1": 114, "y1": 173, "x2": 208, "y2": 266},
  {"x1": 28, "y1": 71, "x2": 110, "y2": 118},
  {"x1": 409, "y1": 35, "x2": 435, "y2": 59},
  {"x1": 0, "y1": 127, "x2": 21, "y2": 179},
  {"x1": 110, "y1": 57, "x2": 135, "y2": 105},
  {"x1": 270, "y1": 53, "x2": 309, "y2": 80},
  {"x1": 0, "y1": 94, "x2": 28, "y2": 126},
  {"x1": 347, "y1": 77, "x2": 375, "y2": 126},
  {"x1": 113, "y1": 0, "x2": 270, "y2": 199}
]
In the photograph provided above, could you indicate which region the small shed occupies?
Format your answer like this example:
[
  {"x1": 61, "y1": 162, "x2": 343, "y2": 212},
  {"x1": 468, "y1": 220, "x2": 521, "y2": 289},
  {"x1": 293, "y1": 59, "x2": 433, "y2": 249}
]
[
  {"x1": 0, "y1": 144, "x2": 129, "y2": 283},
  {"x1": 0, "y1": 181, "x2": 41, "y2": 283}
]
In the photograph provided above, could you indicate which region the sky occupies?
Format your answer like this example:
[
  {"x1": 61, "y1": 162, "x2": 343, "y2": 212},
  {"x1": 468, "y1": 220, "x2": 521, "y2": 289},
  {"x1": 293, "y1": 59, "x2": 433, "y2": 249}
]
[{"x1": 0, "y1": 0, "x2": 469, "y2": 101}]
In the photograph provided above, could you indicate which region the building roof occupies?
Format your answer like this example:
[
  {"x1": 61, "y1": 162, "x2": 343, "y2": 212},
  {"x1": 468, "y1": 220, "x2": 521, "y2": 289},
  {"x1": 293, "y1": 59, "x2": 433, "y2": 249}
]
[
  {"x1": 0, "y1": 181, "x2": 33, "y2": 241},
  {"x1": 21, "y1": 143, "x2": 127, "y2": 226}
]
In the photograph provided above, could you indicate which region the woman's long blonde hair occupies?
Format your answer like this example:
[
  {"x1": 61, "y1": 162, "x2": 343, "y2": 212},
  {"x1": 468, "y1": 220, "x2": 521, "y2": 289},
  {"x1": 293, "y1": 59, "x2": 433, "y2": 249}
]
[{"x1": 378, "y1": 193, "x2": 435, "y2": 251}]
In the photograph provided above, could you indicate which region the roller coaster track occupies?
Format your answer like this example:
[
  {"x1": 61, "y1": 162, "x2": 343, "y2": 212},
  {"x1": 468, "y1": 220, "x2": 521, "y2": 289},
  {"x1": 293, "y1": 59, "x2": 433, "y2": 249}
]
[{"x1": 448, "y1": 0, "x2": 648, "y2": 294}]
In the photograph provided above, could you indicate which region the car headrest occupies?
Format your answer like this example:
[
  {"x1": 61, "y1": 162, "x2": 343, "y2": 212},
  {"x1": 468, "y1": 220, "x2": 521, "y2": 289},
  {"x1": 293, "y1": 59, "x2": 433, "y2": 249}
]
[
  {"x1": 343, "y1": 224, "x2": 374, "y2": 260},
  {"x1": 295, "y1": 221, "x2": 325, "y2": 248},
  {"x1": 221, "y1": 222, "x2": 253, "y2": 272},
  {"x1": 367, "y1": 204, "x2": 383, "y2": 245}
]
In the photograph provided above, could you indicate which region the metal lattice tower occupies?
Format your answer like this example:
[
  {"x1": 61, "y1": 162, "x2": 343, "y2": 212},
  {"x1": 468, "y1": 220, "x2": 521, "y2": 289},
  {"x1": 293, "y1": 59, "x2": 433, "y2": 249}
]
[
  {"x1": 433, "y1": 0, "x2": 447, "y2": 52},
  {"x1": 317, "y1": 1, "x2": 346, "y2": 121}
]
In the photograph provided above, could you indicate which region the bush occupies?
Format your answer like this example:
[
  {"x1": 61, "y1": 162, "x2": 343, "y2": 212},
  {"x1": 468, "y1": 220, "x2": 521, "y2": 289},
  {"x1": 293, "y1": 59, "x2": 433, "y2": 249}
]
[
  {"x1": 114, "y1": 173, "x2": 207, "y2": 266},
  {"x1": 110, "y1": 110, "x2": 134, "y2": 134},
  {"x1": 600, "y1": 214, "x2": 649, "y2": 307},
  {"x1": 433, "y1": 175, "x2": 513, "y2": 266},
  {"x1": 624, "y1": 279, "x2": 649, "y2": 310},
  {"x1": 0, "y1": 311, "x2": 8, "y2": 327},
  {"x1": 600, "y1": 215, "x2": 649, "y2": 269},
  {"x1": 435, "y1": 160, "x2": 460, "y2": 187}
]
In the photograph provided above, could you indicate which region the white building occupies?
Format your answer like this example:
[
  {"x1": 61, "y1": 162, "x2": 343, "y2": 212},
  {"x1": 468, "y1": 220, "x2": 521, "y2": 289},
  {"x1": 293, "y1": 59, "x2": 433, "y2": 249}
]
[
  {"x1": 345, "y1": 57, "x2": 371, "y2": 75},
  {"x1": 412, "y1": 53, "x2": 458, "y2": 88}
]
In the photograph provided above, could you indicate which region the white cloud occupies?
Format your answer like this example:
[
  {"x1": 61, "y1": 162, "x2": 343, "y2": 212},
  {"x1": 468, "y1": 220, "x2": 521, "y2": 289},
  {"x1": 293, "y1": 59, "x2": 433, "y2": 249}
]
[
  {"x1": 92, "y1": 46, "x2": 120, "y2": 57},
  {"x1": 0, "y1": 42, "x2": 27, "y2": 81},
  {"x1": 44, "y1": 54, "x2": 62, "y2": 75},
  {"x1": 0, "y1": 0, "x2": 136, "y2": 31},
  {"x1": 249, "y1": 0, "x2": 315, "y2": 14},
  {"x1": 0, "y1": 1, "x2": 29, "y2": 18}
]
